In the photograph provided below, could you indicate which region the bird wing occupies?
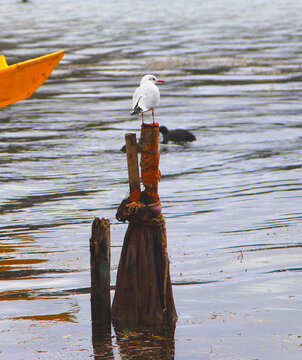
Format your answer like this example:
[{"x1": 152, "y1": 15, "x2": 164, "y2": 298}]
[
  {"x1": 132, "y1": 86, "x2": 142, "y2": 110},
  {"x1": 132, "y1": 83, "x2": 160, "y2": 112}
]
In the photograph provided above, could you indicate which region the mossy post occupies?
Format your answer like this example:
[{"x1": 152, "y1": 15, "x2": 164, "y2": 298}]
[{"x1": 90, "y1": 217, "x2": 111, "y2": 331}]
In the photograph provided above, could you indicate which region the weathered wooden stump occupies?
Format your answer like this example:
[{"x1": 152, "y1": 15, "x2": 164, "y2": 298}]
[
  {"x1": 90, "y1": 217, "x2": 111, "y2": 332},
  {"x1": 112, "y1": 124, "x2": 177, "y2": 328}
]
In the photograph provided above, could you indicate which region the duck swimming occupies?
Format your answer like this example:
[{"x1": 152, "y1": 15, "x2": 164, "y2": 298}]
[{"x1": 159, "y1": 126, "x2": 196, "y2": 144}]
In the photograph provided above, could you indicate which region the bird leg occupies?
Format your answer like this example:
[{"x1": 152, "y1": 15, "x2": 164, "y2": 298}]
[
  {"x1": 141, "y1": 112, "x2": 144, "y2": 124},
  {"x1": 152, "y1": 109, "x2": 155, "y2": 124}
]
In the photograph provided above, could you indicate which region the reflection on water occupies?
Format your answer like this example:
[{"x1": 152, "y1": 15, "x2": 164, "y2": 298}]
[
  {"x1": 12, "y1": 310, "x2": 78, "y2": 322},
  {"x1": 92, "y1": 321, "x2": 175, "y2": 360},
  {"x1": 1, "y1": 0, "x2": 302, "y2": 358},
  {"x1": 92, "y1": 325, "x2": 113, "y2": 360},
  {"x1": 114, "y1": 328, "x2": 175, "y2": 360}
]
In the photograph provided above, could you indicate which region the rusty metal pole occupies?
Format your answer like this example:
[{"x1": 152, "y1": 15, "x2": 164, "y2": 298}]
[{"x1": 140, "y1": 123, "x2": 161, "y2": 204}]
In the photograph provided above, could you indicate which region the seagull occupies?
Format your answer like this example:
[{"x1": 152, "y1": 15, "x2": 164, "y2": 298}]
[{"x1": 131, "y1": 74, "x2": 164, "y2": 124}]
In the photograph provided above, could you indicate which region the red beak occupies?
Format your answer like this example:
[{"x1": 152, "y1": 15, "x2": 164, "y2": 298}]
[{"x1": 157, "y1": 79, "x2": 165, "y2": 83}]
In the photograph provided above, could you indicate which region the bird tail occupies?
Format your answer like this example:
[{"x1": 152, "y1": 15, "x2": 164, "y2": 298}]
[
  {"x1": 131, "y1": 96, "x2": 143, "y2": 115},
  {"x1": 131, "y1": 107, "x2": 142, "y2": 115}
]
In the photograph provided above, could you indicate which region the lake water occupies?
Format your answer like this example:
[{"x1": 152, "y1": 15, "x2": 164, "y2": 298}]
[{"x1": 1, "y1": 0, "x2": 302, "y2": 358}]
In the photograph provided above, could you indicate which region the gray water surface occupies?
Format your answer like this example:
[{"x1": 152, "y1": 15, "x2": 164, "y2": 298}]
[{"x1": 1, "y1": 0, "x2": 302, "y2": 359}]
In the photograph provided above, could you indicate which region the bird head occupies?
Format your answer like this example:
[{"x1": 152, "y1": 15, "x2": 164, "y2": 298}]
[{"x1": 140, "y1": 74, "x2": 165, "y2": 85}]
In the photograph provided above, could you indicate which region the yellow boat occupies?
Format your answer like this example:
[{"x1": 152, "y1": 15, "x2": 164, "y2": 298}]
[{"x1": 0, "y1": 50, "x2": 65, "y2": 109}]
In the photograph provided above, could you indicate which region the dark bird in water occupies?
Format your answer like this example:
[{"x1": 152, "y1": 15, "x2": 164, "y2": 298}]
[
  {"x1": 159, "y1": 126, "x2": 196, "y2": 144},
  {"x1": 120, "y1": 143, "x2": 141, "y2": 153}
]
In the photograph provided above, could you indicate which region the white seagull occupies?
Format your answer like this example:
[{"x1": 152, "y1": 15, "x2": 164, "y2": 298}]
[{"x1": 131, "y1": 74, "x2": 164, "y2": 124}]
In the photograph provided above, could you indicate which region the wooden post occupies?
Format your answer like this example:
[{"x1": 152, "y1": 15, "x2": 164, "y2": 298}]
[
  {"x1": 125, "y1": 133, "x2": 141, "y2": 202},
  {"x1": 90, "y1": 217, "x2": 111, "y2": 330}
]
